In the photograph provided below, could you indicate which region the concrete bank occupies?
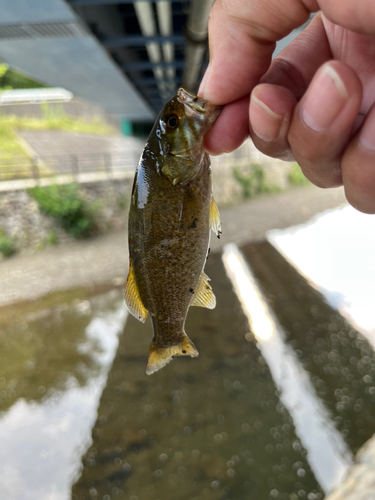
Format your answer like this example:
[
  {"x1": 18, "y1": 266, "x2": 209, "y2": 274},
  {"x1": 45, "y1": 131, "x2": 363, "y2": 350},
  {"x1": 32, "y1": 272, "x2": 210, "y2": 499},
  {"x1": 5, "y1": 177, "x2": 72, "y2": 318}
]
[
  {"x1": 0, "y1": 185, "x2": 346, "y2": 307},
  {"x1": 0, "y1": 178, "x2": 133, "y2": 253}
]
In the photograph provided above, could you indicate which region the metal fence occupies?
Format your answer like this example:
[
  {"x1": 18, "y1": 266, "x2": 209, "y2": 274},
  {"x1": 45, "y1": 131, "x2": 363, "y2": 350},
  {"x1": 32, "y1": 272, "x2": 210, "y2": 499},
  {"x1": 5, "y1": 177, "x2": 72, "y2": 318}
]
[{"x1": 0, "y1": 151, "x2": 140, "y2": 182}]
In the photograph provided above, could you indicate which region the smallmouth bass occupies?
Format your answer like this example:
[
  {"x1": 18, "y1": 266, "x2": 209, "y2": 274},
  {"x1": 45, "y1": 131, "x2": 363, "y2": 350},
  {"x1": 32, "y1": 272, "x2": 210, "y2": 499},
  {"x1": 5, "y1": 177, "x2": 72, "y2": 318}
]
[{"x1": 125, "y1": 88, "x2": 221, "y2": 375}]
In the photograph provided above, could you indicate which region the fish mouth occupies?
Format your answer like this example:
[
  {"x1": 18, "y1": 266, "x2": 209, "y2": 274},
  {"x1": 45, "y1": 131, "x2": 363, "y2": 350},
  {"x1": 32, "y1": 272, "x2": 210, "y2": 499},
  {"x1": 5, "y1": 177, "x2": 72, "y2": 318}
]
[
  {"x1": 177, "y1": 87, "x2": 222, "y2": 129},
  {"x1": 177, "y1": 88, "x2": 208, "y2": 112}
]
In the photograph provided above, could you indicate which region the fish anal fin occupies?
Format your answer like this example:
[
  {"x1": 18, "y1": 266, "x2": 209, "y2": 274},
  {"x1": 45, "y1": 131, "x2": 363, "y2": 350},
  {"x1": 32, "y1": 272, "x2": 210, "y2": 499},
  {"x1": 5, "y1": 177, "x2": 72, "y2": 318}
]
[
  {"x1": 209, "y1": 197, "x2": 222, "y2": 238},
  {"x1": 146, "y1": 333, "x2": 199, "y2": 375},
  {"x1": 124, "y1": 259, "x2": 148, "y2": 323},
  {"x1": 190, "y1": 272, "x2": 216, "y2": 309}
]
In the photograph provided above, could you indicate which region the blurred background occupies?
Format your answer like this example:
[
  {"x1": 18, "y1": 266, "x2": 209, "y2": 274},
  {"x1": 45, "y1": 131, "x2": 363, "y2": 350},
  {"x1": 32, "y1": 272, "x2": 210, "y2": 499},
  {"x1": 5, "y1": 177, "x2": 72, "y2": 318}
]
[{"x1": 1, "y1": 1, "x2": 375, "y2": 500}]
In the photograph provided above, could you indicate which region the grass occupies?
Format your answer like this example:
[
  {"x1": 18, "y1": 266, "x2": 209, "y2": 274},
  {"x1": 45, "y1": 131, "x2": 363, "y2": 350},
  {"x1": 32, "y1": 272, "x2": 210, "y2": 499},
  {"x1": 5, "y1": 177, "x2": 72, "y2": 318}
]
[
  {"x1": 0, "y1": 120, "x2": 30, "y2": 163},
  {"x1": 1, "y1": 104, "x2": 116, "y2": 135},
  {"x1": 0, "y1": 227, "x2": 16, "y2": 258},
  {"x1": 233, "y1": 164, "x2": 280, "y2": 199},
  {"x1": 29, "y1": 183, "x2": 98, "y2": 239},
  {"x1": 0, "y1": 105, "x2": 117, "y2": 175}
]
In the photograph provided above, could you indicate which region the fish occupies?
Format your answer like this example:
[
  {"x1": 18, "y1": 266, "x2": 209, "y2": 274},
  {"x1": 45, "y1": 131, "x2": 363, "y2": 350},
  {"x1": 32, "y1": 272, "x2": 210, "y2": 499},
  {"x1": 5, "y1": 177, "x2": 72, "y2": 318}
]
[{"x1": 125, "y1": 87, "x2": 222, "y2": 375}]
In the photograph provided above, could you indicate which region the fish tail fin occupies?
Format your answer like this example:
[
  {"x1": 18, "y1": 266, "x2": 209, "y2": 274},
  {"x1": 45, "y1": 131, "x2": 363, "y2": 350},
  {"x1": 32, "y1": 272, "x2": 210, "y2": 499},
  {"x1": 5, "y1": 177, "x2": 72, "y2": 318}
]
[{"x1": 146, "y1": 333, "x2": 199, "y2": 375}]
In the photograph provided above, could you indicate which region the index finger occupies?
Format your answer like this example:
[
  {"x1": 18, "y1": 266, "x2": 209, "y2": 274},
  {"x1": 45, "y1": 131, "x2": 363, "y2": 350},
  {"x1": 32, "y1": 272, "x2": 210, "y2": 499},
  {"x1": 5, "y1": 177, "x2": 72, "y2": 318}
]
[{"x1": 199, "y1": 0, "x2": 319, "y2": 105}]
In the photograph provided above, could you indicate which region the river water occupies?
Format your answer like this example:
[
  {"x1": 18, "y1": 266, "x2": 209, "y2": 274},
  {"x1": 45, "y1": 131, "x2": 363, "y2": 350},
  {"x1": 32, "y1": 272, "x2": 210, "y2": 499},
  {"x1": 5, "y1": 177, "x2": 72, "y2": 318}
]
[{"x1": 1, "y1": 208, "x2": 375, "y2": 500}]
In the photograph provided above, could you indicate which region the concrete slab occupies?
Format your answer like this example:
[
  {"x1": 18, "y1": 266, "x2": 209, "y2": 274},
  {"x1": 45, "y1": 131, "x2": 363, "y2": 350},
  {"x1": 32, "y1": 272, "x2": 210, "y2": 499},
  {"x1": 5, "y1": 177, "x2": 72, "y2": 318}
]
[{"x1": 18, "y1": 130, "x2": 143, "y2": 174}]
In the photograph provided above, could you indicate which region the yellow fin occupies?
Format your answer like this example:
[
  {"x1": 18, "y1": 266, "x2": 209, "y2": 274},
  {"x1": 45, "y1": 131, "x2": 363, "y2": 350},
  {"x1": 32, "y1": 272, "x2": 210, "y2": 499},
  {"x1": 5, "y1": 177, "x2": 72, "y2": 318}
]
[
  {"x1": 190, "y1": 272, "x2": 216, "y2": 309},
  {"x1": 124, "y1": 259, "x2": 148, "y2": 323},
  {"x1": 209, "y1": 197, "x2": 222, "y2": 238},
  {"x1": 146, "y1": 334, "x2": 199, "y2": 375}
]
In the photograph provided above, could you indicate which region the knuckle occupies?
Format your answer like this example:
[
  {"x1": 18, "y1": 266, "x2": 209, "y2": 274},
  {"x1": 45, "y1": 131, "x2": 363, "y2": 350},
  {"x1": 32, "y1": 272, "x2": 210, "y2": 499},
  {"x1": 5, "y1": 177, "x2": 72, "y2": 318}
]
[{"x1": 263, "y1": 58, "x2": 308, "y2": 99}]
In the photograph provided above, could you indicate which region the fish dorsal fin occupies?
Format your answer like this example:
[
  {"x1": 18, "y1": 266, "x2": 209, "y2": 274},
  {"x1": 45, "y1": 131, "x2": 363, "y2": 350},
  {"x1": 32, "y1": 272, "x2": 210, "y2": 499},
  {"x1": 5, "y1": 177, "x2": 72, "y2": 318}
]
[
  {"x1": 124, "y1": 259, "x2": 148, "y2": 323},
  {"x1": 146, "y1": 333, "x2": 199, "y2": 375},
  {"x1": 190, "y1": 272, "x2": 216, "y2": 309},
  {"x1": 209, "y1": 197, "x2": 222, "y2": 238}
]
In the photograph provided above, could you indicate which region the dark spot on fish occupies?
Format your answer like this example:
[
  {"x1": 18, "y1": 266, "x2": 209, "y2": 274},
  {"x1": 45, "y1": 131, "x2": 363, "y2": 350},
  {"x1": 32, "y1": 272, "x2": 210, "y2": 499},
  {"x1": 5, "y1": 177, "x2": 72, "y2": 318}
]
[
  {"x1": 190, "y1": 218, "x2": 198, "y2": 229},
  {"x1": 189, "y1": 288, "x2": 194, "y2": 294},
  {"x1": 193, "y1": 97, "x2": 198, "y2": 102},
  {"x1": 208, "y1": 248, "x2": 210, "y2": 253},
  {"x1": 182, "y1": 350, "x2": 187, "y2": 354}
]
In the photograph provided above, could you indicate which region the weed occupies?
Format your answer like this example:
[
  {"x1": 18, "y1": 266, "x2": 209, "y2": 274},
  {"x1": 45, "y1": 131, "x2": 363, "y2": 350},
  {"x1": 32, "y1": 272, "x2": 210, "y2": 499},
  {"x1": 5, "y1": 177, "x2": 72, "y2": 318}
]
[
  {"x1": 45, "y1": 230, "x2": 58, "y2": 246},
  {"x1": 233, "y1": 164, "x2": 280, "y2": 199},
  {"x1": 0, "y1": 227, "x2": 16, "y2": 257},
  {"x1": 0, "y1": 108, "x2": 116, "y2": 171},
  {"x1": 29, "y1": 183, "x2": 97, "y2": 238}
]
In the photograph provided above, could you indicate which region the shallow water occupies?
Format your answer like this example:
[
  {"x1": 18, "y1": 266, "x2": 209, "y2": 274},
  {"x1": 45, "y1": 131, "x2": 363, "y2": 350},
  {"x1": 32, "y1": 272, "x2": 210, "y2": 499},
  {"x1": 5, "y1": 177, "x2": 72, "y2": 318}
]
[{"x1": 1, "y1": 247, "x2": 375, "y2": 500}]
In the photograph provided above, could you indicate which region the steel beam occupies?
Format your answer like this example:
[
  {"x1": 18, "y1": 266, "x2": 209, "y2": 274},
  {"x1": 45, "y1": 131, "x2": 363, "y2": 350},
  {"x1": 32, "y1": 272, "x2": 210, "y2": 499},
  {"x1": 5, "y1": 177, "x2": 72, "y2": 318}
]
[
  {"x1": 68, "y1": 0, "x2": 188, "y2": 5},
  {"x1": 122, "y1": 60, "x2": 184, "y2": 72},
  {"x1": 102, "y1": 34, "x2": 185, "y2": 48},
  {"x1": 134, "y1": 76, "x2": 179, "y2": 86}
]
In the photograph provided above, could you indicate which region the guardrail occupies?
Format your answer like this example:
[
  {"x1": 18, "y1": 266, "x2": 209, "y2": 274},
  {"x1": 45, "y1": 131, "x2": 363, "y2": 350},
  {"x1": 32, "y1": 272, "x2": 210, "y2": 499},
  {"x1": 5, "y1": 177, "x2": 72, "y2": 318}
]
[{"x1": 0, "y1": 151, "x2": 140, "y2": 182}]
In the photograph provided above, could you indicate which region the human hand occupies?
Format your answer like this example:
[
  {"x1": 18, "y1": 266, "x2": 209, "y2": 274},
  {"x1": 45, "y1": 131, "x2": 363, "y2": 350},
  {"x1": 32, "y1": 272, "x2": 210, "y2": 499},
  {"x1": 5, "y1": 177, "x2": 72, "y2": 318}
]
[{"x1": 199, "y1": 0, "x2": 375, "y2": 213}]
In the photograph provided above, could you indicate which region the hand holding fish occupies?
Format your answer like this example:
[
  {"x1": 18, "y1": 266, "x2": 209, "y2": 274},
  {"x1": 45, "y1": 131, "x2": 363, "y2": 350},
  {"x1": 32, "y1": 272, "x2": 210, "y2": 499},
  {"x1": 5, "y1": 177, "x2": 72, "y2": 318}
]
[{"x1": 199, "y1": 0, "x2": 375, "y2": 214}]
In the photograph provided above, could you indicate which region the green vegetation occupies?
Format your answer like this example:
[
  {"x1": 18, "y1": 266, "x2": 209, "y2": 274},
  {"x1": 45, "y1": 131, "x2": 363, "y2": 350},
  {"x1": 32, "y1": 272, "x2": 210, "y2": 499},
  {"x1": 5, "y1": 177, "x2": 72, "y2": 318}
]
[
  {"x1": 0, "y1": 227, "x2": 16, "y2": 258},
  {"x1": 0, "y1": 103, "x2": 116, "y2": 170},
  {"x1": 116, "y1": 193, "x2": 129, "y2": 211},
  {"x1": 35, "y1": 230, "x2": 59, "y2": 252},
  {"x1": 29, "y1": 183, "x2": 98, "y2": 238},
  {"x1": 233, "y1": 164, "x2": 280, "y2": 199},
  {"x1": 0, "y1": 64, "x2": 45, "y2": 90},
  {"x1": 44, "y1": 230, "x2": 58, "y2": 246},
  {"x1": 288, "y1": 163, "x2": 311, "y2": 186},
  {"x1": 0, "y1": 117, "x2": 30, "y2": 163},
  {"x1": 0, "y1": 106, "x2": 114, "y2": 141},
  {"x1": 0, "y1": 65, "x2": 116, "y2": 174}
]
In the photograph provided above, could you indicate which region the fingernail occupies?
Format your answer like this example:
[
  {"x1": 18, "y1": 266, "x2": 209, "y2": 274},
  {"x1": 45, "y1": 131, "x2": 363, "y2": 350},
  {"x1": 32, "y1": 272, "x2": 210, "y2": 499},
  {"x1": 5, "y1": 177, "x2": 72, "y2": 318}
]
[
  {"x1": 359, "y1": 114, "x2": 375, "y2": 151},
  {"x1": 302, "y1": 64, "x2": 349, "y2": 132},
  {"x1": 250, "y1": 94, "x2": 283, "y2": 141},
  {"x1": 198, "y1": 64, "x2": 210, "y2": 97}
]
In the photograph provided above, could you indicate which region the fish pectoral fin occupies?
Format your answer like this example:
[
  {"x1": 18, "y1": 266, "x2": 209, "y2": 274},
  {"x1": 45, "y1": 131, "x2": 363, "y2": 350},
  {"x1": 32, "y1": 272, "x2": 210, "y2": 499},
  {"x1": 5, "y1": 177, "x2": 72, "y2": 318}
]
[
  {"x1": 124, "y1": 259, "x2": 148, "y2": 323},
  {"x1": 190, "y1": 272, "x2": 216, "y2": 309},
  {"x1": 209, "y1": 197, "x2": 222, "y2": 238},
  {"x1": 146, "y1": 334, "x2": 199, "y2": 375}
]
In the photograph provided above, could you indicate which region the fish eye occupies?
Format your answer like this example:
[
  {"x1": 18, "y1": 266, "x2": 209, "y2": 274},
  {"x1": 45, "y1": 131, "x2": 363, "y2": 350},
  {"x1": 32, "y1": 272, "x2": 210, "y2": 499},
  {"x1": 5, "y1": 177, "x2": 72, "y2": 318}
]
[{"x1": 166, "y1": 114, "x2": 179, "y2": 130}]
